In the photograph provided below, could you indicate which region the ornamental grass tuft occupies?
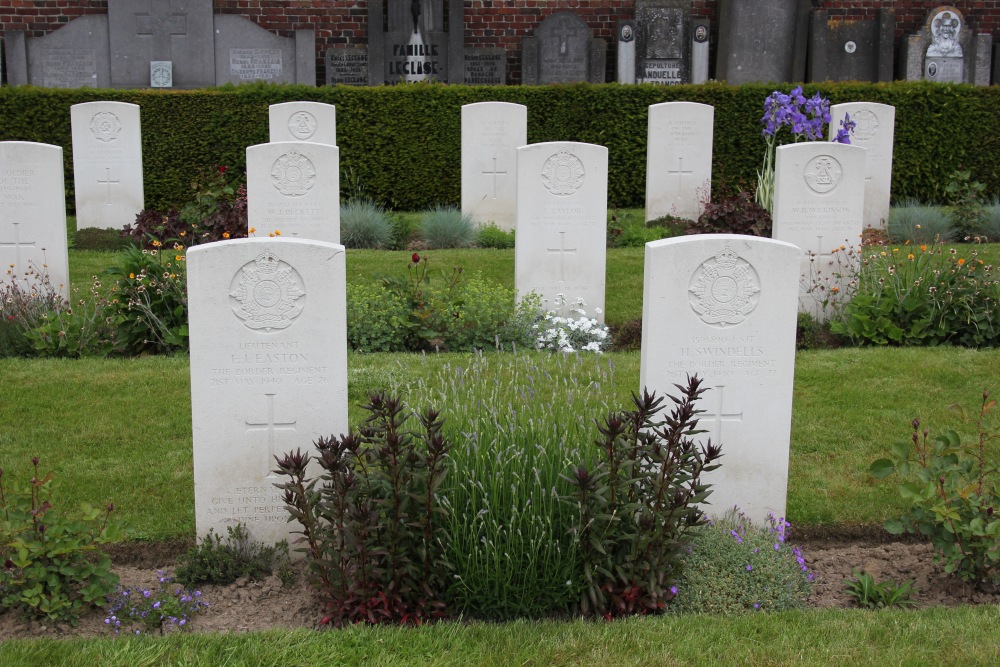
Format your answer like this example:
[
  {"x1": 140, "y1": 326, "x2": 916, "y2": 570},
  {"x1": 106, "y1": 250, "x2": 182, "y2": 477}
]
[
  {"x1": 419, "y1": 205, "x2": 478, "y2": 249},
  {"x1": 340, "y1": 199, "x2": 395, "y2": 249}
]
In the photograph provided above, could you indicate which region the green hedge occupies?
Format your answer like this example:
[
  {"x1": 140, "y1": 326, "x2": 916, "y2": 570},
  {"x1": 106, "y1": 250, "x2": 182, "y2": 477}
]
[{"x1": 1, "y1": 81, "x2": 998, "y2": 214}]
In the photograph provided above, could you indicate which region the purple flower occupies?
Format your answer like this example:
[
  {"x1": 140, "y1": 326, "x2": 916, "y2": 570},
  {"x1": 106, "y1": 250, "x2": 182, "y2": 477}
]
[
  {"x1": 754, "y1": 602, "x2": 761, "y2": 610},
  {"x1": 746, "y1": 564, "x2": 752, "y2": 571},
  {"x1": 670, "y1": 585, "x2": 679, "y2": 596},
  {"x1": 774, "y1": 543, "x2": 781, "y2": 551}
]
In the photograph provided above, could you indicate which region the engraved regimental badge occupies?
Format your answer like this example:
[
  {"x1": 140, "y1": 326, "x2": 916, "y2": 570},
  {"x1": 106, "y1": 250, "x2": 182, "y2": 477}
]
[
  {"x1": 850, "y1": 109, "x2": 879, "y2": 141},
  {"x1": 89, "y1": 112, "x2": 122, "y2": 143},
  {"x1": 288, "y1": 111, "x2": 318, "y2": 140},
  {"x1": 803, "y1": 155, "x2": 843, "y2": 195},
  {"x1": 688, "y1": 246, "x2": 760, "y2": 326},
  {"x1": 271, "y1": 150, "x2": 316, "y2": 197},
  {"x1": 230, "y1": 251, "x2": 306, "y2": 331},
  {"x1": 541, "y1": 150, "x2": 586, "y2": 196}
]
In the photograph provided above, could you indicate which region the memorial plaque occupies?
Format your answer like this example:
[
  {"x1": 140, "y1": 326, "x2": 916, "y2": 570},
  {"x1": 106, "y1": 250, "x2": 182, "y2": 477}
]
[
  {"x1": 326, "y1": 48, "x2": 368, "y2": 86},
  {"x1": 230, "y1": 48, "x2": 283, "y2": 81},
  {"x1": 636, "y1": 0, "x2": 689, "y2": 85},
  {"x1": 463, "y1": 48, "x2": 506, "y2": 85},
  {"x1": 42, "y1": 49, "x2": 98, "y2": 88},
  {"x1": 150, "y1": 61, "x2": 173, "y2": 87},
  {"x1": 384, "y1": 32, "x2": 448, "y2": 82}
]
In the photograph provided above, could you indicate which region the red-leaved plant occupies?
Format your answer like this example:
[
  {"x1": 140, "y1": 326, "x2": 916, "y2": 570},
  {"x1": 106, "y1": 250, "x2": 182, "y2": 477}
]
[{"x1": 275, "y1": 391, "x2": 451, "y2": 626}]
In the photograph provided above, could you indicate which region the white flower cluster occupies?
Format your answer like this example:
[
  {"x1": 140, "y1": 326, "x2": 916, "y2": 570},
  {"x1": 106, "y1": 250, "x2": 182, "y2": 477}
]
[{"x1": 533, "y1": 295, "x2": 610, "y2": 354}]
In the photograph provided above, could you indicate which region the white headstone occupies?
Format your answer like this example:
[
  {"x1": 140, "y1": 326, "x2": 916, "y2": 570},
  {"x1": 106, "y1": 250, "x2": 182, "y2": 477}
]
[
  {"x1": 640, "y1": 235, "x2": 801, "y2": 524},
  {"x1": 829, "y1": 102, "x2": 895, "y2": 230},
  {"x1": 645, "y1": 102, "x2": 714, "y2": 223},
  {"x1": 771, "y1": 142, "x2": 866, "y2": 319},
  {"x1": 188, "y1": 237, "x2": 348, "y2": 546},
  {"x1": 461, "y1": 102, "x2": 528, "y2": 232},
  {"x1": 246, "y1": 141, "x2": 340, "y2": 243},
  {"x1": 514, "y1": 141, "x2": 608, "y2": 320},
  {"x1": 70, "y1": 101, "x2": 144, "y2": 230},
  {"x1": 268, "y1": 102, "x2": 337, "y2": 145},
  {"x1": 0, "y1": 142, "x2": 70, "y2": 301}
]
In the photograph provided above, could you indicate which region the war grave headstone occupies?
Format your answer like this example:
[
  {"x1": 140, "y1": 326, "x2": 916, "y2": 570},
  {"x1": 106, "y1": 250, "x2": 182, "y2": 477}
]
[
  {"x1": 514, "y1": 142, "x2": 608, "y2": 321},
  {"x1": 382, "y1": 0, "x2": 449, "y2": 83},
  {"x1": 635, "y1": 0, "x2": 697, "y2": 85},
  {"x1": 461, "y1": 102, "x2": 528, "y2": 232},
  {"x1": 640, "y1": 235, "x2": 800, "y2": 524},
  {"x1": 70, "y1": 101, "x2": 144, "y2": 231},
  {"x1": 269, "y1": 102, "x2": 337, "y2": 146},
  {"x1": 522, "y1": 13, "x2": 606, "y2": 85},
  {"x1": 215, "y1": 15, "x2": 315, "y2": 86},
  {"x1": 716, "y1": 0, "x2": 810, "y2": 84},
  {"x1": 0, "y1": 142, "x2": 71, "y2": 301},
  {"x1": 326, "y1": 48, "x2": 369, "y2": 86},
  {"x1": 108, "y1": 0, "x2": 216, "y2": 88},
  {"x1": 901, "y1": 6, "x2": 993, "y2": 85},
  {"x1": 3, "y1": 15, "x2": 110, "y2": 88},
  {"x1": 246, "y1": 142, "x2": 340, "y2": 244},
  {"x1": 809, "y1": 8, "x2": 894, "y2": 83},
  {"x1": 829, "y1": 102, "x2": 895, "y2": 230},
  {"x1": 188, "y1": 237, "x2": 348, "y2": 546},
  {"x1": 771, "y1": 142, "x2": 866, "y2": 320},
  {"x1": 645, "y1": 102, "x2": 714, "y2": 223},
  {"x1": 463, "y1": 49, "x2": 507, "y2": 85}
]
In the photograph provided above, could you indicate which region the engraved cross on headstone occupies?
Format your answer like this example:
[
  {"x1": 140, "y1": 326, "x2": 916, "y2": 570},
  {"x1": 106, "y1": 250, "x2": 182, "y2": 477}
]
[
  {"x1": 547, "y1": 231, "x2": 577, "y2": 283},
  {"x1": 482, "y1": 157, "x2": 507, "y2": 199},
  {"x1": 97, "y1": 168, "x2": 120, "y2": 205},
  {"x1": 0, "y1": 223, "x2": 37, "y2": 273},
  {"x1": 134, "y1": 0, "x2": 188, "y2": 59},
  {"x1": 811, "y1": 235, "x2": 839, "y2": 265},
  {"x1": 245, "y1": 393, "x2": 297, "y2": 478},
  {"x1": 706, "y1": 385, "x2": 743, "y2": 446},
  {"x1": 667, "y1": 156, "x2": 694, "y2": 189},
  {"x1": 553, "y1": 24, "x2": 576, "y2": 55}
]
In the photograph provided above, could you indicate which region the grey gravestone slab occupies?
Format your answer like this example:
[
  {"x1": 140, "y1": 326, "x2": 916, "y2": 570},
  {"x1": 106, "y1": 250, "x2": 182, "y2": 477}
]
[
  {"x1": 691, "y1": 19, "x2": 710, "y2": 84},
  {"x1": 108, "y1": 0, "x2": 216, "y2": 88},
  {"x1": 809, "y1": 9, "x2": 894, "y2": 82},
  {"x1": 522, "y1": 12, "x2": 606, "y2": 85},
  {"x1": 6, "y1": 15, "x2": 110, "y2": 88},
  {"x1": 448, "y1": 0, "x2": 464, "y2": 84},
  {"x1": 326, "y1": 48, "x2": 368, "y2": 85},
  {"x1": 617, "y1": 21, "x2": 637, "y2": 84},
  {"x1": 464, "y1": 48, "x2": 506, "y2": 85},
  {"x1": 636, "y1": 0, "x2": 690, "y2": 85},
  {"x1": 385, "y1": 31, "x2": 448, "y2": 82},
  {"x1": 216, "y1": 15, "x2": 300, "y2": 85},
  {"x1": 901, "y1": 6, "x2": 990, "y2": 85},
  {"x1": 367, "y1": 0, "x2": 385, "y2": 85},
  {"x1": 717, "y1": 0, "x2": 810, "y2": 84},
  {"x1": 994, "y1": 43, "x2": 1000, "y2": 84}
]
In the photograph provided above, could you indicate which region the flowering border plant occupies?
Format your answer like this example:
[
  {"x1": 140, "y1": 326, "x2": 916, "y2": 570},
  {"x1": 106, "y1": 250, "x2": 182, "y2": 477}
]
[
  {"x1": 104, "y1": 569, "x2": 208, "y2": 634},
  {"x1": 534, "y1": 295, "x2": 610, "y2": 353}
]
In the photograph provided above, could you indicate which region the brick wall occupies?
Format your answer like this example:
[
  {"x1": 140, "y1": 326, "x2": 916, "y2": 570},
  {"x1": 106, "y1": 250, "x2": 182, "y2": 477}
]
[{"x1": 2, "y1": 1, "x2": 999, "y2": 84}]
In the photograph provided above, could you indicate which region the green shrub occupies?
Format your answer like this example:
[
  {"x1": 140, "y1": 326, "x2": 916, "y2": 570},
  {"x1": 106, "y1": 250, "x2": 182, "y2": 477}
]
[
  {"x1": 345, "y1": 282, "x2": 411, "y2": 352},
  {"x1": 668, "y1": 511, "x2": 813, "y2": 614},
  {"x1": 475, "y1": 222, "x2": 515, "y2": 249},
  {"x1": 0, "y1": 278, "x2": 64, "y2": 357},
  {"x1": 0, "y1": 457, "x2": 123, "y2": 623},
  {"x1": 607, "y1": 210, "x2": 677, "y2": 248},
  {"x1": 340, "y1": 200, "x2": 395, "y2": 249},
  {"x1": 175, "y1": 524, "x2": 289, "y2": 587},
  {"x1": 25, "y1": 289, "x2": 118, "y2": 358},
  {"x1": 871, "y1": 392, "x2": 1000, "y2": 591},
  {"x1": 831, "y1": 243, "x2": 1000, "y2": 347},
  {"x1": 887, "y1": 198, "x2": 953, "y2": 244},
  {"x1": 419, "y1": 206, "x2": 478, "y2": 249},
  {"x1": 443, "y1": 274, "x2": 540, "y2": 352},
  {"x1": 275, "y1": 392, "x2": 451, "y2": 627},
  {"x1": 944, "y1": 169, "x2": 987, "y2": 242},
  {"x1": 105, "y1": 244, "x2": 189, "y2": 355}
]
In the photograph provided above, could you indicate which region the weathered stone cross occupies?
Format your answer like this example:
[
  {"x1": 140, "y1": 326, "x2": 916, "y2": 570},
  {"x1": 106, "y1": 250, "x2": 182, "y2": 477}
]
[
  {"x1": 134, "y1": 0, "x2": 188, "y2": 58},
  {"x1": 482, "y1": 157, "x2": 507, "y2": 199},
  {"x1": 245, "y1": 393, "x2": 297, "y2": 478},
  {"x1": 547, "y1": 231, "x2": 577, "y2": 283}
]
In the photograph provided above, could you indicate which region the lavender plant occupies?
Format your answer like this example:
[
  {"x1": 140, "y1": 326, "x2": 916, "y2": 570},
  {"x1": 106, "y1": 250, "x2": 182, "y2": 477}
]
[
  {"x1": 756, "y1": 87, "x2": 854, "y2": 213},
  {"x1": 104, "y1": 570, "x2": 208, "y2": 634}
]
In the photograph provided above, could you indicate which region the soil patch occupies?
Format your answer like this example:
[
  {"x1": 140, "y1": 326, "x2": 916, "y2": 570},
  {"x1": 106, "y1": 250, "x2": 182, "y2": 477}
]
[{"x1": 1, "y1": 531, "x2": 997, "y2": 640}]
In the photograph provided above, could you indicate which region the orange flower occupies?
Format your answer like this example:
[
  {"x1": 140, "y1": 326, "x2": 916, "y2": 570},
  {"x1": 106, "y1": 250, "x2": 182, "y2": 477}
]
[
  {"x1": 958, "y1": 258, "x2": 966, "y2": 265},
  {"x1": 920, "y1": 244, "x2": 927, "y2": 252}
]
